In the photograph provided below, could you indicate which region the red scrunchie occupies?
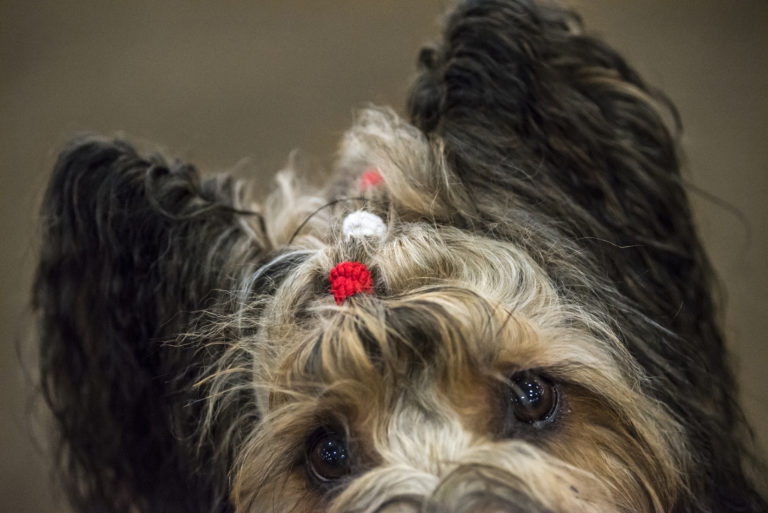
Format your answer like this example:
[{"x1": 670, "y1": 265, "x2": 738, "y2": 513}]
[{"x1": 329, "y1": 262, "x2": 373, "y2": 304}]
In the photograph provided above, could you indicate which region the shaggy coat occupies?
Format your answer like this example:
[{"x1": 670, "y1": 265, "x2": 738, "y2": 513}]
[{"x1": 34, "y1": 1, "x2": 765, "y2": 512}]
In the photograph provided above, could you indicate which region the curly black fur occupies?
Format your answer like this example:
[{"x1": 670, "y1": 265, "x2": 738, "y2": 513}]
[{"x1": 33, "y1": 1, "x2": 765, "y2": 512}]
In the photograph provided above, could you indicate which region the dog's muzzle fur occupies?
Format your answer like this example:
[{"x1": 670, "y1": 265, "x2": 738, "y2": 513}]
[{"x1": 32, "y1": 1, "x2": 766, "y2": 513}]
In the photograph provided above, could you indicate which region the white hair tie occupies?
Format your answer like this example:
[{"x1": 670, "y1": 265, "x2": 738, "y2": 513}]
[{"x1": 342, "y1": 210, "x2": 386, "y2": 240}]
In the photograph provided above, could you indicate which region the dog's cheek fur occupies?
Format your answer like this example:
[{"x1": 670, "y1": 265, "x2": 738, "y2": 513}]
[{"x1": 33, "y1": 137, "x2": 267, "y2": 513}]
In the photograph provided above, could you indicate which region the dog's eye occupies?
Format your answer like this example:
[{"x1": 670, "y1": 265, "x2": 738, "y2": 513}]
[
  {"x1": 508, "y1": 371, "x2": 559, "y2": 425},
  {"x1": 306, "y1": 429, "x2": 350, "y2": 483}
]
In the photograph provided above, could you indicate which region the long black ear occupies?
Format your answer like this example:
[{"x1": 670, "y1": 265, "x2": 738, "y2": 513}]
[
  {"x1": 408, "y1": 1, "x2": 765, "y2": 511},
  {"x1": 33, "y1": 137, "x2": 267, "y2": 513},
  {"x1": 409, "y1": 0, "x2": 700, "y2": 331}
]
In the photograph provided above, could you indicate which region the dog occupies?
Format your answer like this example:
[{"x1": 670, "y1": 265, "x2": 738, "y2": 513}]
[{"x1": 33, "y1": 1, "x2": 766, "y2": 512}]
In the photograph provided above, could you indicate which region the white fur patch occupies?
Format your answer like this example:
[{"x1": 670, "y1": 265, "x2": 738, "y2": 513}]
[{"x1": 342, "y1": 210, "x2": 386, "y2": 240}]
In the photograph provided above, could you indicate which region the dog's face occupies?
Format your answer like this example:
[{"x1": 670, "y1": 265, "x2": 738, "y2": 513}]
[
  {"x1": 34, "y1": 1, "x2": 765, "y2": 513},
  {"x1": 214, "y1": 111, "x2": 686, "y2": 513}
]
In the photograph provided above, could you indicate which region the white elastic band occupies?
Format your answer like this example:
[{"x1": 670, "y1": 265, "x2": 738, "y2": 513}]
[{"x1": 342, "y1": 210, "x2": 386, "y2": 240}]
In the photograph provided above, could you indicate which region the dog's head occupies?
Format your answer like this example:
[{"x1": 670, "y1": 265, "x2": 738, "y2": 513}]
[
  {"x1": 34, "y1": 2, "x2": 765, "y2": 513},
  {"x1": 214, "y1": 109, "x2": 686, "y2": 513}
]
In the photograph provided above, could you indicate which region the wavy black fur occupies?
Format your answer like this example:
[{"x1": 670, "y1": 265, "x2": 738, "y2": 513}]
[{"x1": 33, "y1": 138, "x2": 264, "y2": 512}]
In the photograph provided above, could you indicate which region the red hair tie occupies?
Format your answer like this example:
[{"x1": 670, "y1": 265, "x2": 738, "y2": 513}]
[
  {"x1": 360, "y1": 169, "x2": 383, "y2": 190},
  {"x1": 329, "y1": 262, "x2": 373, "y2": 305}
]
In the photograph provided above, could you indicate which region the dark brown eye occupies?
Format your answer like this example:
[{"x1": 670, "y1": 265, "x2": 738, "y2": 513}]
[
  {"x1": 307, "y1": 429, "x2": 350, "y2": 483},
  {"x1": 508, "y1": 371, "x2": 559, "y2": 425}
]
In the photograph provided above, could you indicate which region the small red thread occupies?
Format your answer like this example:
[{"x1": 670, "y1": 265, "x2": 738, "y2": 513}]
[
  {"x1": 360, "y1": 169, "x2": 383, "y2": 189},
  {"x1": 329, "y1": 262, "x2": 373, "y2": 305}
]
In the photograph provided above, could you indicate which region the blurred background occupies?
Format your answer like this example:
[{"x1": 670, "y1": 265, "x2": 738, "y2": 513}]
[{"x1": 1, "y1": 1, "x2": 766, "y2": 511}]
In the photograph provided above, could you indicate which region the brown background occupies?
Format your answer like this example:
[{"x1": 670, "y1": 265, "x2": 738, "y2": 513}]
[{"x1": 1, "y1": 1, "x2": 766, "y2": 511}]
